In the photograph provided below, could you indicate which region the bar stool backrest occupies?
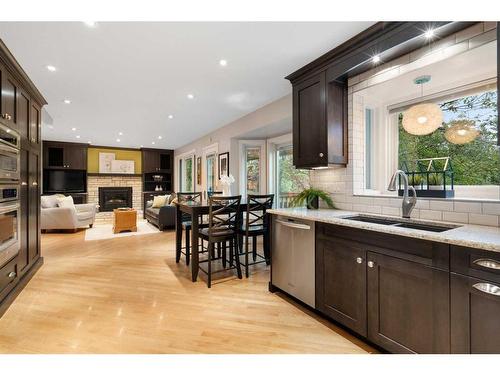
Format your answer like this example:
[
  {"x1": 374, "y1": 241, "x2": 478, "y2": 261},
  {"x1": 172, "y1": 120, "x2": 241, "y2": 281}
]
[
  {"x1": 245, "y1": 194, "x2": 274, "y2": 232},
  {"x1": 178, "y1": 192, "x2": 202, "y2": 222},
  {"x1": 208, "y1": 195, "x2": 242, "y2": 236}
]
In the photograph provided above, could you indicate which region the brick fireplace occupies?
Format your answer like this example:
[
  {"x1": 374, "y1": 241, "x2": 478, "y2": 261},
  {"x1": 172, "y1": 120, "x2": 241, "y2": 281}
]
[{"x1": 87, "y1": 175, "x2": 142, "y2": 223}]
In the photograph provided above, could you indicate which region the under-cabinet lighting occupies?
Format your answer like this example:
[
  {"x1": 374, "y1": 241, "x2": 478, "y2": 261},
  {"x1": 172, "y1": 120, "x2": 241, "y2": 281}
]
[
  {"x1": 424, "y1": 29, "x2": 435, "y2": 39},
  {"x1": 372, "y1": 55, "x2": 381, "y2": 64}
]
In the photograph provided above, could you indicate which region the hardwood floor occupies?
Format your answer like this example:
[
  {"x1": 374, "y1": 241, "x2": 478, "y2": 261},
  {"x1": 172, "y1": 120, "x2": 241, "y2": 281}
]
[{"x1": 0, "y1": 229, "x2": 376, "y2": 353}]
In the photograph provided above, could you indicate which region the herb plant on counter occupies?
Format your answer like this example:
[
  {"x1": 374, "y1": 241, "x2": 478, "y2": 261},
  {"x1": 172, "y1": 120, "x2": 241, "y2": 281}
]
[{"x1": 290, "y1": 188, "x2": 335, "y2": 209}]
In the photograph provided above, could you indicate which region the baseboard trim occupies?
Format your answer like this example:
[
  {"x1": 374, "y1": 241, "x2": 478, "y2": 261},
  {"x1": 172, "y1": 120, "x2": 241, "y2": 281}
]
[{"x1": 0, "y1": 257, "x2": 44, "y2": 318}]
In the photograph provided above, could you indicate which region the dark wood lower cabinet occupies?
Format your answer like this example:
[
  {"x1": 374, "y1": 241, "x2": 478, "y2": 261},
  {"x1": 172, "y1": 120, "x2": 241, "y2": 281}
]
[
  {"x1": 367, "y1": 252, "x2": 450, "y2": 354},
  {"x1": 316, "y1": 237, "x2": 367, "y2": 336},
  {"x1": 451, "y1": 273, "x2": 500, "y2": 353}
]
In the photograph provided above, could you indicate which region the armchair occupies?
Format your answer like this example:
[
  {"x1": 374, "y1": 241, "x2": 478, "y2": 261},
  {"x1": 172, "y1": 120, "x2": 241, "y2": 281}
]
[{"x1": 41, "y1": 202, "x2": 97, "y2": 231}]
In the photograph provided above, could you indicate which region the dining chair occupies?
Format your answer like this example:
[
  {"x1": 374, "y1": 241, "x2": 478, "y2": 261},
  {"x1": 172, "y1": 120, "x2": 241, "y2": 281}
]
[
  {"x1": 177, "y1": 192, "x2": 202, "y2": 265},
  {"x1": 198, "y1": 195, "x2": 242, "y2": 288},
  {"x1": 238, "y1": 194, "x2": 274, "y2": 277}
]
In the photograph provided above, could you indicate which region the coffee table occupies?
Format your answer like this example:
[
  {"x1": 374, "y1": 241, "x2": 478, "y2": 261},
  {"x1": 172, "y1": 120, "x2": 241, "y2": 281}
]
[{"x1": 113, "y1": 208, "x2": 137, "y2": 234}]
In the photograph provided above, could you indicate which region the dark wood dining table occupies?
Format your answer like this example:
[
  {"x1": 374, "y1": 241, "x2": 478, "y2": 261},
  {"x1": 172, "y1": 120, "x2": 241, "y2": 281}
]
[{"x1": 175, "y1": 200, "x2": 255, "y2": 282}]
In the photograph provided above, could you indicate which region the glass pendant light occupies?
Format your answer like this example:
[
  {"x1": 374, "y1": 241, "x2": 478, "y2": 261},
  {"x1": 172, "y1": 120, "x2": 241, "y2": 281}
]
[
  {"x1": 402, "y1": 76, "x2": 443, "y2": 136},
  {"x1": 444, "y1": 120, "x2": 479, "y2": 144}
]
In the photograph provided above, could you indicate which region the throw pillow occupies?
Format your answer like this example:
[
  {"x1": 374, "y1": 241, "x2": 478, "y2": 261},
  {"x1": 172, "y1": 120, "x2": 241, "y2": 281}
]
[
  {"x1": 152, "y1": 195, "x2": 168, "y2": 208},
  {"x1": 56, "y1": 195, "x2": 76, "y2": 210},
  {"x1": 170, "y1": 197, "x2": 178, "y2": 206}
]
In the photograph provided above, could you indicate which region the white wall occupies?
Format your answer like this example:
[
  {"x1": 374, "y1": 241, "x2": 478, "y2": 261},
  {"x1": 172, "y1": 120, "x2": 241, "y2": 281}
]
[{"x1": 174, "y1": 95, "x2": 292, "y2": 194}]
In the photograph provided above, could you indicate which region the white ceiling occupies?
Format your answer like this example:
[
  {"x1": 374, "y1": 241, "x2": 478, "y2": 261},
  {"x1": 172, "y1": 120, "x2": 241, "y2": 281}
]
[{"x1": 0, "y1": 22, "x2": 373, "y2": 149}]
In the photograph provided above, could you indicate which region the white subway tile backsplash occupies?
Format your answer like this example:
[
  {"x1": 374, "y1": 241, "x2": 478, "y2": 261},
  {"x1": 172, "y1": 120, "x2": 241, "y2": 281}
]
[
  {"x1": 468, "y1": 214, "x2": 499, "y2": 227},
  {"x1": 419, "y1": 210, "x2": 443, "y2": 221},
  {"x1": 442, "y1": 212, "x2": 469, "y2": 224},
  {"x1": 454, "y1": 201, "x2": 482, "y2": 213},
  {"x1": 482, "y1": 202, "x2": 500, "y2": 215},
  {"x1": 382, "y1": 206, "x2": 401, "y2": 217},
  {"x1": 429, "y1": 200, "x2": 454, "y2": 212}
]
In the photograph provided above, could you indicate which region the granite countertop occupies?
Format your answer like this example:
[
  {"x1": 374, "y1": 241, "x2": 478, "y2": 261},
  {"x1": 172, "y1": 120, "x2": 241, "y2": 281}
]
[{"x1": 268, "y1": 207, "x2": 500, "y2": 253}]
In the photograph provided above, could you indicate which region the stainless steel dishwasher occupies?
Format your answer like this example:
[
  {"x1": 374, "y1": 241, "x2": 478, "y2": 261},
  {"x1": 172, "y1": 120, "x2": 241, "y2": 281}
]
[{"x1": 271, "y1": 215, "x2": 315, "y2": 307}]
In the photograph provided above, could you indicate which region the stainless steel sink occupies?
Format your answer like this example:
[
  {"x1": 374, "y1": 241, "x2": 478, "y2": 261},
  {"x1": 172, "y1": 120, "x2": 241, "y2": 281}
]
[{"x1": 341, "y1": 214, "x2": 458, "y2": 233}]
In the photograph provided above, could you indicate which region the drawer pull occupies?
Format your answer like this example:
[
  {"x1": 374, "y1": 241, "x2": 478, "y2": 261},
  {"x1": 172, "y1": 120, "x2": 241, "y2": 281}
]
[
  {"x1": 472, "y1": 282, "x2": 500, "y2": 296},
  {"x1": 473, "y1": 258, "x2": 500, "y2": 270},
  {"x1": 367, "y1": 261, "x2": 375, "y2": 268},
  {"x1": 8, "y1": 271, "x2": 16, "y2": 279},
  {"x1": 356, "y1": 257, "x2": 363, "y2": 264}
]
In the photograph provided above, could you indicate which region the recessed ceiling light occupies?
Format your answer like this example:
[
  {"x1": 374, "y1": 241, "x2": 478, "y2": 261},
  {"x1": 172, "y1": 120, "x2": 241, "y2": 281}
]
[
  {"x1": 168, "y1": 114, "x2": 174, "y2": 119},
  {"x1": 372, "y1": 55, "x2": 381, "y2": 64},
  {"x1": 83, "y1": 21, "x2": 97, "y2": 27},
  {"x1": 187, "y1": 94, "x2": 194, "y2": 100},
  {"x1": 140, "y1": 145, "x2": 144, "y2": 148},
  {"x1": 47, "y1": 65, "x2": 57, "y2": 72},
  {"x1": 48, "y1": 125, "x2": 54, "y2": 129},
  {"x1": 158, "y1": 135, "x2": 162, "y2": 140},
  {"x1": 116, "y1": 139, "x2": 121, "y2": 142},
  {"x1": 76, "y1": 135, "x2": 81, "y2": 139},
  {"x1": 88, "y1": 141, "x2": 92, "y2": 144},
  {"x1": 118, "y1": 132, "x2": 123, "y2": 136},
  {"x1": 424, "y1": 29, "x2": 435, "y2": 39},
  {"x1": 151, "y1": 141, "x2": 155, "y2": 145},
  {"x1": 71, "y1": 127, "x2": 76, "y2": 131},
  {"x1": 219, "y1": 59, "x2": 227, "y2": 67},
  {"x1": 63, "y1": 99, "x2": 71, "y2": 104}
]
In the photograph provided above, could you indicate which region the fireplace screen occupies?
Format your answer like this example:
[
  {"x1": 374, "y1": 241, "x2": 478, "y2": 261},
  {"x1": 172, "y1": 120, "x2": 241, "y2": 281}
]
[{"x1": 98, "y1": 187, "x2": 133, "y2": 212}]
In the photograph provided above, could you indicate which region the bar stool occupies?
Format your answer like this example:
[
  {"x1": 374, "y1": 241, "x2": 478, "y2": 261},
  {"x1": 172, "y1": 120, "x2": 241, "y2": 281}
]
[
  {"x1": 238, "y1": 194, "x2": 274, "y2": 277},
  {"x1": 198, "y1": 195, "x2": 242, "y2": 288},
  {"x1": 177, "y1": 192, "x2": 202, "y2": 265}
]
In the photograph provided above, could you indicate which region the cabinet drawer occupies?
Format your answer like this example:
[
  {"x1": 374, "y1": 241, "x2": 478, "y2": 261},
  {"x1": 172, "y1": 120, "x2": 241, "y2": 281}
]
[
  {"x1": 451, "y1": 245, "x2": 500, "y2": 283},
  {"x1": 0, "y1": 256, "x2": 18, "y2": 300}
]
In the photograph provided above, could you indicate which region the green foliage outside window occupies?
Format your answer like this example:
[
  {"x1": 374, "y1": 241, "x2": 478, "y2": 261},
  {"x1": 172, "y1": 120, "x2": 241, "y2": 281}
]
[{"x1": 399, "y1": 91, "x2": 499, "y2": 186}]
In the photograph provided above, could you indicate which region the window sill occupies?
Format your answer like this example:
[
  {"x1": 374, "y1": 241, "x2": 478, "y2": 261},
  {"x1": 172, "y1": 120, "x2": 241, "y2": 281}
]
[{"x1": 353, "y1": 192, "x2": 500, "y2": 204}]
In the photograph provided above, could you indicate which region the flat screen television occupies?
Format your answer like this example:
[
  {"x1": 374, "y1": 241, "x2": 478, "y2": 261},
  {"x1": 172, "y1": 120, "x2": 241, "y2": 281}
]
[{"x1": 44, "y1": 170, "x2": 87, "y2": 193}]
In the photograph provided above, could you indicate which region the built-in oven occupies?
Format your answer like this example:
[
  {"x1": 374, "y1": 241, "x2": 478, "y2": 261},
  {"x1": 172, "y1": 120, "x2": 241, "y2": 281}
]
[
  {"x1": 0, "y1": 185, "x2": 19, "y2": 203},
  {"x1": 0, "y1": 142, "x2": 20, "y2": 181},
  {"x1": 0, "y1": 201, "x2": 20, "y2": 268},
  {"x1": 0, "y1": 123, "x2": 20, "y2": 150}
]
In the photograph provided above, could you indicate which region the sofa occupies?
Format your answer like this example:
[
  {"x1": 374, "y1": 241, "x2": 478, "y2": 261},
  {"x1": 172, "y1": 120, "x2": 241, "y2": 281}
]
[
  {"x1": 144, "y1": 195, "x2": 176, "y2": 230},
  {"x1": 41, "y1": 194, "x2": 97, "y2": 231}
]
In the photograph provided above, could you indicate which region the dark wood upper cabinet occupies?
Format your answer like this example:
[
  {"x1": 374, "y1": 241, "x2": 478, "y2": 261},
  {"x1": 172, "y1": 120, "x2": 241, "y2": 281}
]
[
  {"x1": 29, "y1": 101, "x2": 40, "y2": 145},
  {"x1": 0, "y1": 64, "x2": 18, "y2": 130},
  {"x1": 367, "y1": 252, "x2": 450, "y2": 354},
  {"x1": 142, "y1": 149, "x2": 173, "y2": 173},
  {"x1": 292, "y1": 72, "x2": 327, "y2": 168},
  {"x1": 17, "y1": 90, "x2": 30, "y2": 143},
  {"x1": 43, "y1": 141, "x2": 87, "y2": 170},
  {"x1": 316, "y1": 235, "x2": 367, "y2": 336},
  {"x1": 291, "y1": 71, "x2": 347, "y2": 168}
]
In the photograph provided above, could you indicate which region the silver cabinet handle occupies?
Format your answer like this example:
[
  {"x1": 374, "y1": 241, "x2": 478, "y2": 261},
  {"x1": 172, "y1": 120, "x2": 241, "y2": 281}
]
[
  {"x1": 21, "y1": 182, "x2": 27, "y2": 186},
  {"x1": 356, "y1": 257, "x2": 363, "y2": 264},
  {"x1": 275, "y1": 219, "x2": 311, "y2": 230},
  {"x1": 473, "y1": 258, "x2": 500, "y2": 270},
  {"x1": 319, "y1": 152, "x2": 324, "y2": 157},
  {"x1": 472, "y1": 282, "x2": 500, "y2": 296},
  {"x1": 367, "y1": 261, "x2": 375, "y2": 268},
  {"x1": 8, "y1": 271, "x2": 16, "y2": 279},
  {"x1": 32, "y1": 182, "x2": 38, "y2": 186}
]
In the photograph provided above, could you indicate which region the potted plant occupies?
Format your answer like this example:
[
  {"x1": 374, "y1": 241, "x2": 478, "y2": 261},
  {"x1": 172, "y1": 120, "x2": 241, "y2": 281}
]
[
  {"x1": 409, "y1": 173, "x2": 423, "y2": 190},
  {"x1": 290, "y1": 188, "x2": 335, "y2": 209},
  {"x1": 427, "y1": 173, "x2": 443, "y2": 190}
]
